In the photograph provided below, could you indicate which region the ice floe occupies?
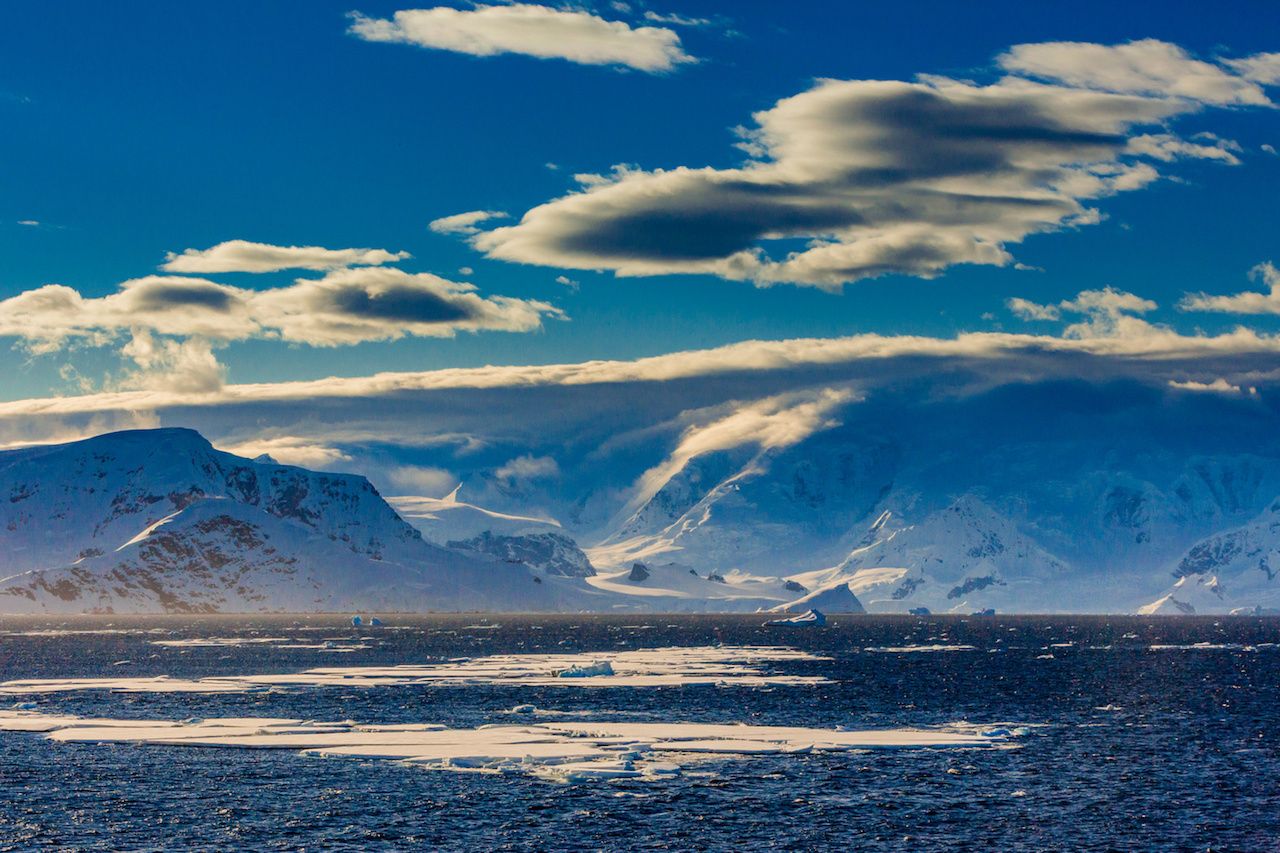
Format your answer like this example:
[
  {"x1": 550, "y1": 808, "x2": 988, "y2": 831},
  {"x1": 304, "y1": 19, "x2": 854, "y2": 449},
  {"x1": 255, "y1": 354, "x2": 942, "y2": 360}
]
[
  {"x1": 863, "y1": 644, "x2": 977, "y2": 654},
  {"x1": 0, "y1": 646, "x2": 829, "y2": 695},
  {"x1": 0, "y1": 710, "x2": 1019, "y2": 782}
]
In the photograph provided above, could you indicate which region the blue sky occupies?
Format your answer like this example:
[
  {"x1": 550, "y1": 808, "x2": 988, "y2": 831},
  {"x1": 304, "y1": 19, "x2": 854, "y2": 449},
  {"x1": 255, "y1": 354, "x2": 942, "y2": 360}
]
[{"x1": 1, "y1": 1, "x2": 1277, "y2": 408}]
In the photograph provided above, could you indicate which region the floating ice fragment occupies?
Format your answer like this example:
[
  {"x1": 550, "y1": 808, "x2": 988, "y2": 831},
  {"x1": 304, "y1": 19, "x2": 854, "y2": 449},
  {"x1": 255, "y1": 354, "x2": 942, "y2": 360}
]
[
  {"x1": 764, "y1": 609, "x2": 826, "y2": 628},
  {"x1": 864, "y1": 645, "x2": 976, "y2": 654},
  {"x1": 556, "y1": 661, "x2": 614, "y2": 678}
]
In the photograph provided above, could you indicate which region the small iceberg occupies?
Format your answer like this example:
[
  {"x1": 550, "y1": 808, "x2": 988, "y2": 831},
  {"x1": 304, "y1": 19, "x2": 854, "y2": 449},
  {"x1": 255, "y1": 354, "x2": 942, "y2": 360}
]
[
  {"x1": 555, "y1": 660, "x2": 615, "y2": 678},
  {"x1": 764, "y1": 609, "x2": 827, "y2": 628}
]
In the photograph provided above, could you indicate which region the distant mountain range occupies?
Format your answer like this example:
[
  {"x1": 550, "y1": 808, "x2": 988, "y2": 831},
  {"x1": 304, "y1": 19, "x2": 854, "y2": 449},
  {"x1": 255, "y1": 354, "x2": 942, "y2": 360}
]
[{"x1": 3, "y1": 410, "x2": 1280, "y2": 614}]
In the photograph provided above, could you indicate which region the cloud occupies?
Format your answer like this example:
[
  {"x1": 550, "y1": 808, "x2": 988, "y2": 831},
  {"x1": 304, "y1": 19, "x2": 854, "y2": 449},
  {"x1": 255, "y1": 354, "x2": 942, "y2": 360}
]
[
  {"x1": 117, "y1": 331, "x2": 226, "y2": 394},
  {"x1": 383, "y1": 464, "x2": 457, "y2": 494},
  {"x1": 997, "y1": 39, "x2": 1272, "y2": 105},
  {"x1": 429, "y1": 210, "x2": 509, "y2": 235},
  {"x1": 0, "y1": 268, "x2": 562, "y2": 355},
  {"x1": 1181, "y1": 262, "x2": 1280, "y2": 315},
  {"x1": 1223, "y1": 52, "x2": 1280, "y2": 86},
  {"x1": 642, "y1": 11, "x2": 712, "y2": 27},
  {"x1": 0, "y1": 276, "x2": 253, "y2": 353},
  {"x1": 17, "y1": 220, "x2": 39, "y2": 227},
  {"x1": 162, "y1": 240, "x2": 409, "y2": 273},
  {"x1": 1126, "y1": 133, "x2": 1241, "y2": 165},
  {"x1": 13, "y1": 299, "x2": 1280, "y2": 439},
  {"x1": 348, "y1": 4, "x2": 694, "y2": 72},
  {"x1": 467, "y1": 41, "x2": 1264, "y2": 289},
  {"x1": 251, "y1": 266, "x2": 562, "y2": 345},
  {"x1": 494, "y1": 454, "x2": 560, "y2": 481},
  {"x1": 1168, "y1": 378, "x2": 1255, "y2": 395},
  {"x1": 1008, "y1": 287, "x2": 1159, "y2": 339},
  {"x1": 215, "y1": 435, "x2": 355, "y2": 469},
  {"x1": 626, "y1": 387, "x2": 856, "y2": 514},
  {"x1": 1007, "y1": 297, "x2": 1062, "y2": 321}
]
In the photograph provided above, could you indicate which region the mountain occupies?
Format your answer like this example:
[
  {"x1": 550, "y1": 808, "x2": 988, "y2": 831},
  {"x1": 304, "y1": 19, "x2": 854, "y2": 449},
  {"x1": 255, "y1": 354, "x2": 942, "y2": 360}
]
[
  {"x1": 9, "y1": 380, "x2": 1280, "y2": 616},
  {"x1": 447, "y1": 531, "x2": 596, "y2": 578},
  {"x1": 394, "y1": 380, "x2": 1280, "y2": 615},
  {"x1": 0, "y1": 429, "x2": 602, "y2": 614}
]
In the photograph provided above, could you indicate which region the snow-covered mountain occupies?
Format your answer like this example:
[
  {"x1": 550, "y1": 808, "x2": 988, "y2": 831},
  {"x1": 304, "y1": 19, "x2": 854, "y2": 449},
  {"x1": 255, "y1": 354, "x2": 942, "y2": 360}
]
[
  {"x1": 8, "y1": 382, "x2": 1280, "y2": 616},
  {"x1": 0, "y1": 429, "x2": 605, "y2": 614}
]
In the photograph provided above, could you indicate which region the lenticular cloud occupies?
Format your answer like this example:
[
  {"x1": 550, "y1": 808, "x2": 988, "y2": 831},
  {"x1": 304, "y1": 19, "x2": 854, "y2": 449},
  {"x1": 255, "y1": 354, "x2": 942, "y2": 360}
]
[{"x1": 468, "y1": 40, "x2": 1276, "y2": 289}]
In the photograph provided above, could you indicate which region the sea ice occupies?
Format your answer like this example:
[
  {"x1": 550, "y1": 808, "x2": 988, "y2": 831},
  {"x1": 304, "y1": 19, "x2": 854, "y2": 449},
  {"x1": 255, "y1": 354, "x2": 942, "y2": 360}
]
[
  {"x1": 0, "y1": 710, "x2": 1019, "y2": 782},
  {"x1": 0, "y1": 646, "x2": 830, "y2": 695},
  {"x1": 863, "y1": 645, "x2": 977, "y2": 654}
]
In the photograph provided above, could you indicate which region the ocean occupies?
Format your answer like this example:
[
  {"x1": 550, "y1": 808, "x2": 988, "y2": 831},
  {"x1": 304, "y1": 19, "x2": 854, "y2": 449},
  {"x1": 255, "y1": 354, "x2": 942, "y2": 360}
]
[{"x1": 1, "y1": 614, "x2": 1277, "y2": 851}]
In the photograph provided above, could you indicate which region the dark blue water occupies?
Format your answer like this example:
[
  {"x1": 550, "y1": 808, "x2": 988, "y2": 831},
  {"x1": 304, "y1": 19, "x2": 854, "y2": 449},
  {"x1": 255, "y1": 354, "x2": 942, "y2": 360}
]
[{"x1": 1, "y1": 614, "x2": 1277, "y2": 851}]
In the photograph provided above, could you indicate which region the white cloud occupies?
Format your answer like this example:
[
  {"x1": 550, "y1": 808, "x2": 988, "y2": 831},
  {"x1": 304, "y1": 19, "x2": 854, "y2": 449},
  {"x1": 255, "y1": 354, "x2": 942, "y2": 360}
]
[
  {"x1": 429, "y1": 210, "x2": 509, "y2": 235},
  {"x1": 348, "y1": 4, "x2": 694, "y2": 72},
  {"x1": 1168, "y1": 378, "x2": 1255, "y2": 395},
  {"x1": 254, "y1": 266, "x2": 563, "y2": 345},
  {"x1": 494, "y1": 454, "x2": 560, "y2": 481},
  {"x1": 1126, "y1": 133, "x2": 1241, "y2": 165},
  {"x1": 384, "y1": 464, "x2": 457, "y2": 494},
  {"x1": 0, "y1": 276, "x2": 253, "y2": 353},
  {"x1": 0, "y1": 268, "x2": 562, "y2": 353},
  {"x1": 1007, "y1": 297, "x2": 1061, "y2": 321},
  {"x1": 469, "y1": 41, "x2": 1259, "y2": 289},
  {"x1": 626, "y1": 388, "x2": 856, "y2": 514},
  {"x1": 162, "y1": 240, "x2": 409, "y2": 273},
  {"x1": 1181, "y1": 262, "x2": 1280, "y2": 315},
  {"x1": 643, "y1": 11, "x2": 712, "y2": 27},
  {"x1": 1223, "y1": 51, "x2": 1280, "y2": 85},
  {"x1": 117, "y1": 331, "x2": 226, "y2": 394},
  {"x1": 8, "y1": 318, "x2": 1280, "y2": 424},
  {"x1": 1008, "y1": 287, "x2": 1159, "y2": 340},
  {"x1": 216, "y1": 435, "x2": 355, "y2": 469},
  {"x1": 17, "y1": 220, "x2": 39, "y2": 227},
  {"x1": 998, "y1": 39, "x2": 1272, "y2": 105}
]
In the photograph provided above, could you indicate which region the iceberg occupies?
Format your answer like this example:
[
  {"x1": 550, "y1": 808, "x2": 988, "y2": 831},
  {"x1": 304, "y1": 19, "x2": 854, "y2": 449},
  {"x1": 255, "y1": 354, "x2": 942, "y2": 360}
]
[
  {"x1": 764, "y1": 609, "x2": 827, "y2": 627},
  {"x1": 555, "y1": 660, "x2": 615, "y2": 678}
]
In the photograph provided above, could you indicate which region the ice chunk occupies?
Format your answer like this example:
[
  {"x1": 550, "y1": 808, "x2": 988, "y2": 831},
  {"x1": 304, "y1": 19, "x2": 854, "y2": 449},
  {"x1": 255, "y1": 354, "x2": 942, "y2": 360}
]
[
  {"x1": 764, "y1": 609, "x2": 827, "y2": 627},
  {"x1": 864, "y1": 644, "x2": 976, "y2": 653},
  {"x1": 556, "y1": 661, "x2": 615, "y2": 678}
]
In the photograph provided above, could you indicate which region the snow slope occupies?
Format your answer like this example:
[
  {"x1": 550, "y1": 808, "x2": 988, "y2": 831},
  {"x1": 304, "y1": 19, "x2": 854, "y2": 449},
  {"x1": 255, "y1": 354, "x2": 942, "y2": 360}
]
[{"x1": 0, "y1": 430, "x2": 604, "y2": 614}]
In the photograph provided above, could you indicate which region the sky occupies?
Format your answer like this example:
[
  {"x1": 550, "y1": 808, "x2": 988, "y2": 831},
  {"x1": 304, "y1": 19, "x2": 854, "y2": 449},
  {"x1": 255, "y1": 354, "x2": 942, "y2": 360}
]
[{"x1": 0, "y1": 1, "x2": 1278, "y2": 485}]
